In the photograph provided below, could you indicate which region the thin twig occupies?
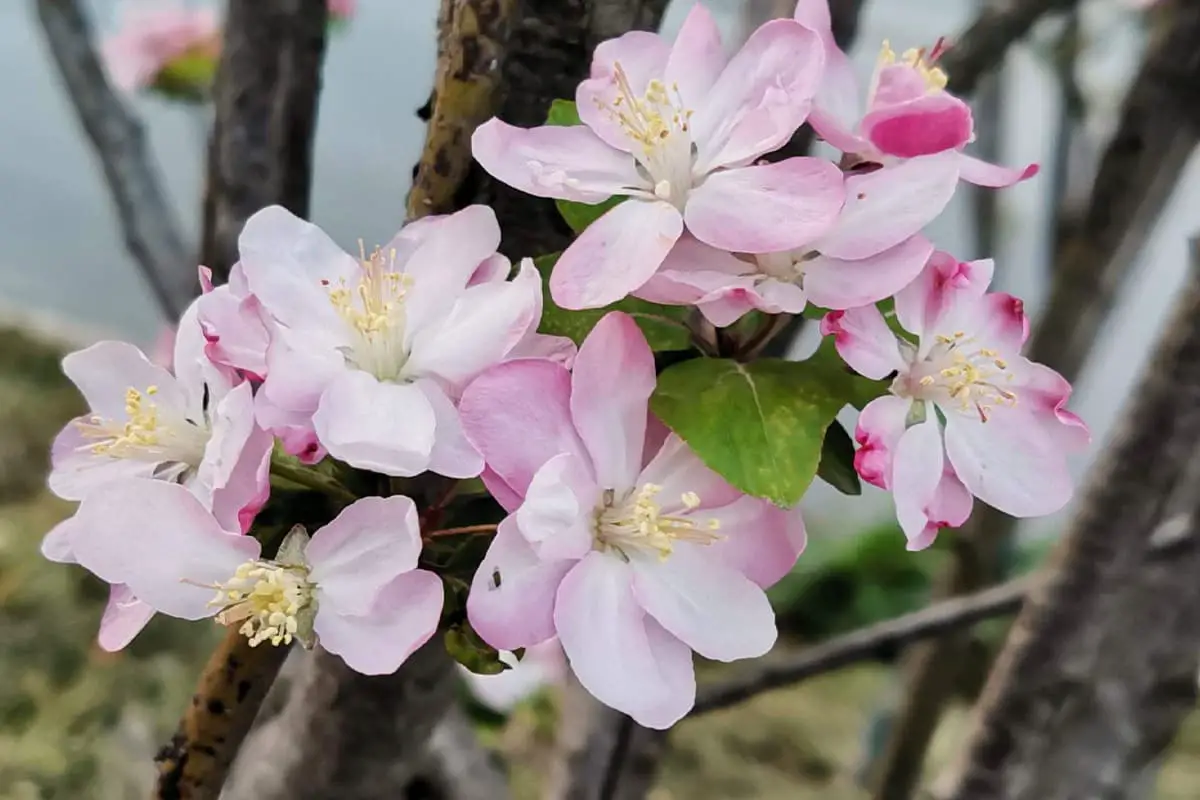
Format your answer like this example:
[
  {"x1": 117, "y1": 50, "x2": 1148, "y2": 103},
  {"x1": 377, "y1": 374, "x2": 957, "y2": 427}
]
[
  {"x1": 425, "y1": 523, "x2": 499, "y2": 538},
  {"x1": 942, "y1": 0, "x2": 1078, "y2": 96},
  {"x1": 35, "y1": 0, "x2": 193, "y2": 320}
]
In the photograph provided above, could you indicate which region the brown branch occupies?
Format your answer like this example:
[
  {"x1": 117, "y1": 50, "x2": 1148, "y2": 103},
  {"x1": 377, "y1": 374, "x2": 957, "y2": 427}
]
[
  {"x1": 942, "y1": 0, "x2": 1078, "y2": 96},
  {"x1": 869, "y1": 4, "x2": 1200, "y2": 794},
  {"x1": 406, "y1": 0, "x2": 519, "y2": 219},
  {"x1": 152, "y1": 630, "x2": 290, "y2": 800},
  {"x1": 34, "y1": 0, "x2": 193, "y2": 320},
  {"x1": 199, "y1": 0, "x2": 329, "y2": 282},
  {"x1": 941, "y1": 240, "x2": 1200, "y2": 799}
]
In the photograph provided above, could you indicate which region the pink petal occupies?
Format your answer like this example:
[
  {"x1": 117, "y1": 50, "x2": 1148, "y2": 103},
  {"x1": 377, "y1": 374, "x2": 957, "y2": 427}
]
[
  {"x1": 196, "y1": 284, "x2": 270, "y2": 379},
  {"x1": 459, "y1": 359, "x2": 587, "y2": 501},
  {"x1": 863, "y1": 93, "x2": 973, "y2": 159},
  {"x1": 549, "y1": 199, "x2": 683, "y2": 309},
  {"x1": 49, "y1": 422, "x2": 160, "y2": 501},
  {"x1": 505, "y1": 331, "x2": 578, "y2": 367},
  {"x1": 634, "y1": 236, "x2": 756, "y2": 316},
  {"x1": 41, "y1": 516, "x2": 80, "y2": 564},
  {"x1": 704, "y1": 496, "x2": 807, "y2": 589},
  {"x1": 517, "y1": 452, "x2": 600, "y2": 562},
  {"x1": 939, "y1": 291, "x2": 1028, "y2": 355},
  {"x1": 944, "y1": 410, "x2": 1074, "y2": 517},
  {"x1": 471, "y1": 119, "x2": 644, "y2": 203},
  {"x1": 571, "y1": 312, "x2": 655, "y2": 492},
  {"x1": 401, "y1": 206, "x2": 505, "y2": 336},
  {"x1": 577, "y1": 30, "x2": 672, "y2": 152},
  {"x1": 68, "y1": 479, "x2": 258, "y2": 620},
  {"x1": 97, "y1": 585, "x2": 155, "y2": 652},
  {"x1": 631, "y1": 546, "x2": 776, "y2": 661},
  {"x1": 1015, "y1": 361, "x2": 1091, "y2": 451},
  {"x1": 415, "y1": 380, "x2": 485, "y2": 479},
  {"x1": 891, "y1": 415, "x2": 947, "y2": 548},
  {"x1": 794, "y1": 0, "x2": 864, "y2": 149},
  {"x1": 820, "y1": 306, "x2": 905, "y2": 380},
  {"x1": 894, "y1": 251, "x2": 994, "y2": 339},
  {"x1": 854, "y1": 394, "x2": 911, "y2": 489},
  {"x1": 685, "y1": 157, "x2": 844, "y2": 253},
  {"x1": 906, "y1": 468, "x2": 975, "y2": 551},
  {"x1": 467, "y1": 516, "x2": 573, "y2": 651},
  {"x1": 696, "y1": 287, "x2": 776, "y2": 327},
  {"x1": 405, "y1": 259, "x2": 542, "y2": 387},
  {"x1": 237, "y1": 206, "x2": 358, "y2": 333},
  {"x1": 481, "y1": 466, "x2": 524, "y2": 513},
  {"x1": 554, "y1": 552, "x2": 695, "y2": 729},
  {"x1": 306, "y1": 495, "x2": 423, "y2": 616},
  {"x1": 201, "y1": 383, "x2": 273, "y2": 533},
  {"x1": 803, "y1": 235, "x2": 934, "y2": 310},
  {"x1": 664, "y1": 3, "x2": 726, "y2": 107},
  {"x1": 254, "y1": 391, "x2": 323, "y2": 463},
  {"x1": 814, "y1": 152, "x2": 961, "y2": 260},
  {"x1": 637, "y1": 434, "x2": 741, "y2": 511},
  {"x1": 62, "y1": 341, "x2": 180, "y2": 419},
  {"x1": 313, "y1": 370, "x2": 437, "y2": 477},
  {"x1": 468, "y1": 253, "x2": 512, "y2": 286},
  {"x1": 692, "y1": 19, "x2": 824, "y2": 171},
  {"x1": 315, "y1": 569, "x2": 443, "y2": 676},
  {"x1": 957, "y1": 152, "x2": 1039, "y2": 188},
  {"x1": 871, "y1": 64, "x2": 932, "y2": 107}
]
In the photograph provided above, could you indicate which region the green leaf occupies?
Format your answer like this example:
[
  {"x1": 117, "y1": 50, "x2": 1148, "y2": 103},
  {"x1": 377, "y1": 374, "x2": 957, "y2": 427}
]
[
  {"x1": 532, "y1": 254, "x2": 691, "y2": 351},
  {"x1": 651, "y1": 358, "x2": 860, "y2": 507},
  {"x1": 546, "y1": 98, "x2": 582, "y2": 126},
  {"x1": 817, "y1": 420, "x2": 862, "y2": 495},
  {"x1": 444, "y1": 623, "x2": 510, "y2": 676},
  {"x1": 805, "y1": 336, "x2": 889, "y2": 410}
]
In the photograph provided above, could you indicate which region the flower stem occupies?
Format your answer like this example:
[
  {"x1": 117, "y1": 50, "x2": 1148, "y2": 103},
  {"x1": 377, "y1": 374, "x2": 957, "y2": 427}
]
[
  {"x1": 425, "y1": 523, "x2": 499, "y2": 539},
  {"x1": 269, "y1": 455, "x2": 357, "y2": 504}
]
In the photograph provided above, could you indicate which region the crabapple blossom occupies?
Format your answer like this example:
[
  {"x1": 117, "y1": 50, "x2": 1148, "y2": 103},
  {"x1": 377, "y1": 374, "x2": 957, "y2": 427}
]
[
  {"x1": 196, "y1": 264, "x2": 272, "y2": 383},
  {"x1": 101, "y1": 0, "x2": 220, "y2": 93},
  {"x1": 66, "y1": 481, "x2": 444, "y2": 674},
  {"x1": 237, "y1": 205, "x2": 542, "y2": 478},
  {"x1": 794, "y1": 0, "x2": 1038, "y2": 188},
  {"x1": 822, "y1": 251, "x2": 1088, "y2": 549},
  {"x1": 459, "y1": 312, "x2": 805, "y2": 728},
  {"x1": 472, "y1": 3, "x2": 845, "y2": 310}
]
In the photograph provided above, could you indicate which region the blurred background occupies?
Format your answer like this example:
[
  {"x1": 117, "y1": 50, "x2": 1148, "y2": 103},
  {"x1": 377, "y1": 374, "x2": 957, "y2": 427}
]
[{"x1": 2, "y1": 0, "x2": 1198, "y2": 797}]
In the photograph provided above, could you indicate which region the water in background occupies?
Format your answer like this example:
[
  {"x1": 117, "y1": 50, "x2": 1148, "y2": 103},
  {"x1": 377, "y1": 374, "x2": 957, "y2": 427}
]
[{"x1": 0, "y1": 0, "x2": 1196, "y2": 533}]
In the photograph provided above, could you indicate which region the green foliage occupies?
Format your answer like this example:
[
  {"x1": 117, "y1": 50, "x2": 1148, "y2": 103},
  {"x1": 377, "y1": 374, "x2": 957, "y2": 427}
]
[
  {"x1": 816, "y1": 420, "x2": 861, "y2": 495},
  {"x1": 444, "y1": 622, "x2": 509, "y2": 676},
  {"x1": 651, "y1": 357, "x2": 879, "y2": 507},
  {"x1": 532, "y1": 254, "x2": 692, "y2": 351},
  {"x1": 544, "y1": 99, "x2": 628, "y2": 233}
]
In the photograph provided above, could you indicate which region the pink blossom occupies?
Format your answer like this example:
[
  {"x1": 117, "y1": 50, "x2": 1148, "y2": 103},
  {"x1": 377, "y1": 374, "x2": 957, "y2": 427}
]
[
  {"x1": 149, "y1": 324, "x2": 176, "y2": 370},
  {"x1": 460, "y1": 638, "x2": 568, "y2": 713},
  {"x1": 472, "y1": 4, "x2": 844, "y2": 310},
  {"x1": 459, "y1": 312, "x2": 805, "y2": 728},
  {"x1": 794, "y1": 0, "x2": 1037, "y2": 189},
  {"x1": 821, "y1": 252, "x2": 1088, "y2": 549},
  {"x1": 327, "y1": 0, "x2": 356, "y2": 20},
  {"x1": 195, "y1": 264, "x2": 272, "y2": 383},
  {"x1": 238, "y1": 205, "x2": 542, "y2": 478},
  {"x1": 64, "y1": 482, "x2": 443, "y2": 674},
  {"x1": 101, "y1": 1, "x2": 220, "y2": 93}
]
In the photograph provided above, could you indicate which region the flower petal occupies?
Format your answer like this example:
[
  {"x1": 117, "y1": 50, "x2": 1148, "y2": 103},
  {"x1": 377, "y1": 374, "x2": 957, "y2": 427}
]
[
  {"x1": 416, "y1": 380, "x2": 485, "y2": 480},
  {"x1": 692, "y1": 19, "x2": 824, "y2": 170},
  {"x1": 62, "y1": 341, "x2": 181, "y2": 419},
  {"x1": 306, "y1": 495, "x2": 423, "y2": 616},
  {"x1": 313, "y1": 370, "x2": 437, "y2": 477},
  {"x1": 814, "y1": 152, "x2": 961, "y2": 260},
  {"x1": 664, "y1": 3, "x2": 726, "y2": 107},
  {"x1": 467, "y1": 516, "x2": 574, "y2": 651},
  {"x1": 471, "y1": 119, "x2": 643, "y2": 203},
  {"x1": 69, "y1": 479, "x2": 258, "y2": 620},
  {"x1": 685, "y1": 158, "x2": 844, "y2": 253},
  {"x1": 459, "y1": 359, "x2": 588, "y2": 501},
  {"x1": 49, "y1": 421, "x2": 160, "y2": 501},
  {"x1": 554, "y1": 552, "x2": 695, "y2": 728},
  {"x1": 97, "y1": 584, "x2": 155, "y2": 652},
  {"x1": 637, "y1": 433, "x2": 741, "y2": 511},
  {"x1": 802, "y1": 235, "x2": 934, "y2": 310},
  {"x1": 577, "y1": 30, "x2": 672, "y2": 152},
  {"x1": 1015, "y1": 360, "x2": 1090, "y2": 451},
  {"x1": 944, "y1": 409, "x2": 1074, "y2": 518},
  {"x1": 549, "y1": 199, "x2": 683, "y2": 309},
  {"x1": 631, "y1": 545, "x2": 776, "y2": 661},
  {"x1": 517, "y1": 452, "x2": 600, "y2": 562},
  {"x1": 957, "y1": 153, "x2": 1039, "y2": 188},
  {"x1": 894, "y1": 251, "x2": 994, "y2": 339},
  {"x1": 907, "y1": 468, "x2": 975, "y2": 551},
  {"x1": 891, "y1": 415, "x2": 946, "y2": 548},
  {"x1": 571, "y1": 312, "x2": 655, "y2": 492},
  {"x1": 820, "y1": 306, "x2": 905, "y2": 380},
  {"x1": 315, "y1": 569, "x2": 443, "y2": 676},
  {"x1": 853, "y1": 394, "x2": 911, "y2": 489},
  {"x1": 862, "y1": 93, "x2": 974, "y2": 158},
  {"x1": 704, "y1": 496, "x2": 807, "y2": 588},
  {"x1": 201, "y1": 382, "x2": 273, "y2": 533}
]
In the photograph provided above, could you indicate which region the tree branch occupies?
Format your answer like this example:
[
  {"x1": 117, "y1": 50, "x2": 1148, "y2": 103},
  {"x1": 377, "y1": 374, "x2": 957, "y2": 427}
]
[
  {"x1": 942, "y1": 239, "x2": 1200, "y2": 799},
  {"x1": 942, "y1": 0, "x2": 1077, "y2": 96},
  {"x1": 869, "y1": 4, "x2": 1200, "y2": 794},
  {"x1": 35, "y1": 0, "x2": 193, "y2": 320},
  {"x1": 200, "y1": 0, "x2": 329, "y2": 282}
]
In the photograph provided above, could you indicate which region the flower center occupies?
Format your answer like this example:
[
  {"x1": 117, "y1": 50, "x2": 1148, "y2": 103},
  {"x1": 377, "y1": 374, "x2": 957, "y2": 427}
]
[
  {"x1": 753, "y1": 249, "x2": 818, "y2": 285},
  {"x1": 594, "y1": 483, "x2": 721, "y2": 561},
  {"x1": 907, "y1": 331, "x2": 1018, "y2": 422},
  {"x1": 207, "y1": 560, "x2": 315, "y2": 647},
  {"x1": 74, "y1": 385, "x2": 209, "y2": 467},
  {"x1": 325, "y1": 245, "x2": 414, "y2": 382},
  {"x1": 877, "y1": 39, "x2": 949, "y2": 93},
  {"x1": 596, "y1": 63, "x2": 696, "y2": 208}
]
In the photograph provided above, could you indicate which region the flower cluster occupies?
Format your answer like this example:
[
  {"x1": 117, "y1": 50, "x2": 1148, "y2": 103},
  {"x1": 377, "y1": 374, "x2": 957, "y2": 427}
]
[{"x1": 45, "y1": 0, "x2": 1087, "y2": 729}]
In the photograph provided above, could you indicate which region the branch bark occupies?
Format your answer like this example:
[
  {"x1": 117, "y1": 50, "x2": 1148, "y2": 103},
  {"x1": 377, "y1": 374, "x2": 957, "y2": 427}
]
[
  {"x1": 35, "y1": 0, "x2": 193, "y2": 320},
  {"x1": 942, "y1": 0, "x2": 1077, "y2": 97},
  {"x1": 940, "y1": 240, "x2": 1200, "y2": 799},
  {"x1": 199, "y1": 0, "x2": 329, "y2": 282},
  {"x1": 870, "y1": 4, "x2": 1200, "y2": 795}
]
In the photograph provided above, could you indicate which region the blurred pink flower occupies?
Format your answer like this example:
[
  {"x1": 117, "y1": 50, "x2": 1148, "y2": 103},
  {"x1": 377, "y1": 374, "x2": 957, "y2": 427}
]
[
  {"x1": 460, "y1": 639, "x2": 568, "y2": 713},
  {"x1": 327, "y1": 0, "x2": 357, "y2": 20},
  {"x1": 101, "y1": 1, "x2": 220, "y2": 93}
]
